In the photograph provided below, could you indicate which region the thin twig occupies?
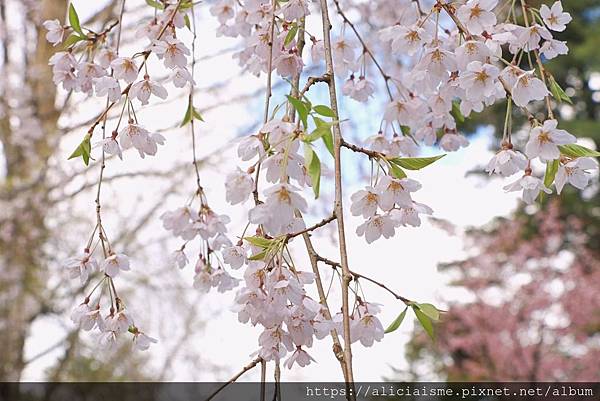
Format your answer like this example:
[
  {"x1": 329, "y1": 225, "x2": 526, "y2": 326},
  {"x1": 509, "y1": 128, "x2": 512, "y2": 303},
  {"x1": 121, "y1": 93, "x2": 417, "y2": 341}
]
[
  {"x1": 204, "y1": 357, "x2": 263, "y2": 401},
  {"x1": 315, "y1": 255, "x2": 414, "y2": 305}
]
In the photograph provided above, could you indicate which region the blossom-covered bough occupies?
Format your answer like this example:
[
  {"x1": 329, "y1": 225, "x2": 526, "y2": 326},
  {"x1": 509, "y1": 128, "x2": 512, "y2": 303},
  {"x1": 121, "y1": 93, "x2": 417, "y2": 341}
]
[{"x1": 47, "y1": 0, "x2": 599, "y2": 396}]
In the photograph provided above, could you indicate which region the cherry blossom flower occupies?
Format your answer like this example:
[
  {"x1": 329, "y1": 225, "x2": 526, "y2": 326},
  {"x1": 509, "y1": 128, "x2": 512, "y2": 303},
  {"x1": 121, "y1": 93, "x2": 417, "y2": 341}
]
[
  {"x1": 223, "y1": 245, "x2": 247, "y2": 269},
  {"x1": 133, "y1": 332, "x2": 158, "y2": 351},
  {"x1": 98, "y1": 48, "x2": 118, "y2": 69},
  {"x1": 376, "y1": 176, "x2": 421, "y2": 211},
  {"x1": 129, "y1": 77, "x2": 168, "y2": 105},
  {"x1": 255, "y1": 183, "x2": 307, "y2": 225},
  {"x1": 274, "y1": 51, "x2": 304, "y2": 77},
  {"x1": 111, "y1": 57, "x2": 139, "y2": 83},
  {"x1": 284, "y1": 347, "x2": 316, "y2": 369},
  {"x1": 511, "y1": 71, "x2": 548, "y2": 107},
  {"x1": 440, "y1": 133, "x2": 469, "y2": 152},
  {"x1": 417, "y1": 47, "x2": 457, "y2": 83},
  {"x1": 525, "y1": 119, "x2": 576, "y2": 161},
  {"x1": 100, "y1": 253, "x2": 131, "y2": 278},
  {"x1": 94, "y1": 76, "x2": 121, "y2": 102},
  {"x1": 513, "y1": 24, "x2": 552, "y2": 51},
  {"x1": 193, "y1": 269, "x2": 213, "y2": 293},
  {"x1": 209, "y1": 0, "x2": 235, "y2": 24},
  {"x1": 212, "y1": 269, "x2": 240, "y2": 293},
  {"x1": 459, "y1": 61, "x2": 500, "y2": 102},
  {"x1": 280, "y1": 0, "x2": 309, "y2": 20},
  {"x1": 99, "y1": 330, "x2": 119, "y2": 350},
  {"x1": 455, "y1": 40, "x2": 492, "y2": 71},
  {"x1": 350, "y1": 187, "x2": 380, "y2": 218},
  {"x1": 555, "y1": 157, "x2": 598, "y2": 194},
  {"x1": 71, "y1": 304, "x2": 99, "y2": 331},
  {"x1": 351, "y1": 307, "x2": 384, "y2": 347},
  {"x1": 161, "y1": 206, "x2": 198, "y2": 239},
  {"x1": 108, "y1": 311, "x2": 133, "y2": 333},
  {"x1": 540, "y1": 1, "x2": 572, "y2": 32},
  {"x1": 119, "y1": 123, "x2": 165, "y2": 158},
  {"x1": 356, "y1": 214, "x2": 395, "y2": 243},
  {"x1": 238, "y1": 135, "x2": 265, "y2": 161},
  {"x1": 486, "y1": 148, "x2": 528, "y2": 176},
  {"x1": 96, "y1": 137, "x2": 123, "y2": 160},
  {"x1": 43, "y1": 19, "x2": 65, "y2": 46},
  {"x1": 457, "y1": 0, "x2": 498, "y2": 35},
  {"x1": 503, "y1": 175, "x2": 552, "y2": 204},
  {"x1": 171, "y1": 67, "x2": 195, "y2": 88},
  {"x1": 49, "y1": 51, "x2": 78, "y2": 72},
  {"x1": 379, "y1": 24, "x2": 431, "y2": 56},
  {"x1": 388, "y1": 135, "x2": 418, "y2": 157},
  {"x1": 63, "y1": 251, "x2": 98, "y2": 284},
  {"x1": 392, "y1": 202, "x2": 433, "y2": 227},
  {"x1": 364, "y1": 132, "x2": 390, "y2": 154},
  {"x1": 76, "y1": 62, "x2": 106, "y2": 95},
  {"x1": 225, "y1": 168, "x2": 254, "y2": 204},
  {"x1": 343, "y1": 76, "x2": 375, "y2": 102},
  {"x1": 152, "y1": 37, "x2": 190, "y2": 69},
  {"x1": 170, "y1": 249, "x2": 188, "y2": 269},
  {"x1": 540, "y1": 39, "x2": 568, "y2": 60}
]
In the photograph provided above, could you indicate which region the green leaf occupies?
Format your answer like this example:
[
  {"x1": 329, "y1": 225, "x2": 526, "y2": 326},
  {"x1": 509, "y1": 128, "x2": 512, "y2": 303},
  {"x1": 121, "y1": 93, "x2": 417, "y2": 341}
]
[
  {"x1": 284, "y1": 23, "x2": 298, "y2": 47},
  {"x1": 68, "y1": 136, "x2": 92, "y2": 166},
  {"x1": 145, "y1": 0, "x2": 165, "y2": 9},
  {"x1": 304, "y1": 145, "x2": 321, "y2": 198},
  {"x1": 286, "y1": 95, "x2": 309, "y2": 128},
  {"x1": 389, "y1": 154, "x2": 446, "y2": 170},
  {"x1": 413, "y1": 306, "x2": 435, "y2": 340},
  {"x1": 249, "y1": 250, "x2": 267, "y2": 261},
  {"x1": 181, "y1": 100, "x2": 204, "y2": 127},
  {"x1": 304, "y1": 125, "x2": 330, "y2": 142},
  {"x1": 384, "y1": 307, "x2": 408, "y2": 334},
  {"x1": 388, "y1": 162, "x2": 407, "y2": 179},
  {"x1": 62, "y1": 34, "x2": 85, "y2": 49},
  {"x1": 451, "y1": 100, "x2": 465, "y2": 123},
  {"x1": 313, "y1": 105, "x2": 336, "y2": 118},
  {"x1": 68, "y1": 4, "x2": 84, "y2": 36},
  {"x1": 322, "y1": 131, "x2": 334, "y2": 157},
  {"x1": 559, "y1": 144, "x2": 600, "y2": 158},
  {"x1": 244, "y1": 236, "x2": 272, "y2": 248},
  {"x1": 548, "y1": 75, "x2": 572, "y2": 104},
  {"x1": 544, "y1": 159, "x2": 559, "y2": 188},
  {"x1": 184, "y1": 14, "x2": 191, "y2": 30},
  {"x1": 193, "y1": 108, "x2": 204, "y2": 122},
  {"x1": 416, "y1": 303, "x2": 440, "y2": 321}
]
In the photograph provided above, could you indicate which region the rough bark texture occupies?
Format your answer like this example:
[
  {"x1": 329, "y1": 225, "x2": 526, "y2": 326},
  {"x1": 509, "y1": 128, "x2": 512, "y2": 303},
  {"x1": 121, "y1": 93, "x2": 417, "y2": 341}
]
[{"x1": 0, "y1": 0, "x2": 67, "y2": 381}]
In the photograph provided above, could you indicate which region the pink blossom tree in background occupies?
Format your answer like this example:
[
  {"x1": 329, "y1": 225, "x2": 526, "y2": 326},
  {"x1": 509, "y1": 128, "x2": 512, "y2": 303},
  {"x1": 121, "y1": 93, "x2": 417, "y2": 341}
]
[
  {"x1": 403, "y1": 199, "x2": 599, "y2": 381},
  {"x1": 2, "y1": 0, "x2": 599, "y2": 394}
]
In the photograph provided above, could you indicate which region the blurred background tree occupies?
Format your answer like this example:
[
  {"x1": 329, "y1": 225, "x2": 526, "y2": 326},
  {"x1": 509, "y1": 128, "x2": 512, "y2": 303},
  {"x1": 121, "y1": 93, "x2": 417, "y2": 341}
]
[
  {"x1": 402, "y1": 0, "x2": 600, "y2": 381},
  {"x1": 0, "y1": 0, "x2": 215, "y2": 381}
]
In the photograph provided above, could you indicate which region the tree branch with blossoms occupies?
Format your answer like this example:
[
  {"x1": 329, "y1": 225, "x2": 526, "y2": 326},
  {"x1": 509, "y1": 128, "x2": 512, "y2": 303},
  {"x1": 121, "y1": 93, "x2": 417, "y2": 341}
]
[{"x1": 42, "y1": 0, "x2": 600, "y2": 397}]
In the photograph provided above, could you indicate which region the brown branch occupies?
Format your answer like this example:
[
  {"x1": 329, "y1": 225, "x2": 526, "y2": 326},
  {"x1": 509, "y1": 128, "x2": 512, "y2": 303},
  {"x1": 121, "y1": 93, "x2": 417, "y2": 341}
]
[
  {"x1": 318, "y1": 0, "x2": 356, "y2": 393},
  {"x1": 315, "y1": 254, "x2": 414, "y2": 305},
  {"x1": 286, "y1": 213, "x2": 336, "y2": 239},
  {"x1": 204, "y1": 357, "x2": 263, "y2": 401},
  {"x1": 341, "y1": 138, "x2": 384, "y2": 159}
]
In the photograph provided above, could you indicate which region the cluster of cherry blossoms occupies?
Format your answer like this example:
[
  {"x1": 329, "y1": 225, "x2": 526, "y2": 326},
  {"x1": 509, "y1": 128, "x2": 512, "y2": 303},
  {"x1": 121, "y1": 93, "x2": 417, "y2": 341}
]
[
  {"x1": 230, "y1": 244, "x2": 385, "y2": 367},
  {"x1": 46, "y1": 2, "x2": 194, "y2": 162},
  {"x1": 44, "y1": 0, "x2": 600, "y2": 379},
  {"x1": 161, "y1": 201, "x2": 240, "y2": 293},
  {"x1": 63, "y1": 251, "x2": 156, "y2": 351},
  {"x1": 49, "y1": 2, "x2": 199, "y2": 352}
]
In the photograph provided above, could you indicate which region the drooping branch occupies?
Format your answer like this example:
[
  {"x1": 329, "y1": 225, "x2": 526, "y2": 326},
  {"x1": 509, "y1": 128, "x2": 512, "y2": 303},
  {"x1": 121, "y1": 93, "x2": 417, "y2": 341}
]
[{"x1": 318, "y1": 0, "x2": 356, "y2": 392}]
